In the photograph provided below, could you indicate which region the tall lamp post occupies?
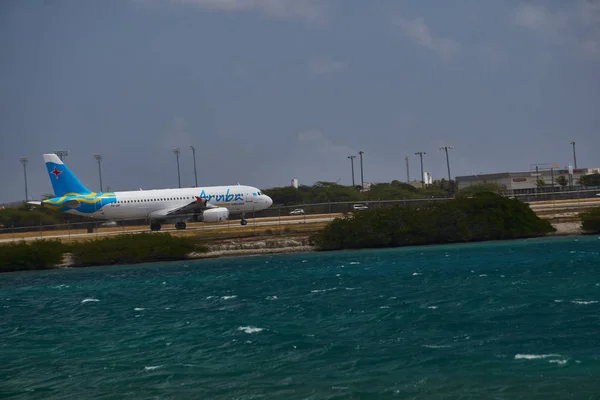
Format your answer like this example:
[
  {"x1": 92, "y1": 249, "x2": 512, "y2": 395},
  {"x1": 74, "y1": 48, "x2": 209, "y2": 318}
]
[
  {"x1": 20, "y1": 157, "x2": 28, "y2": 202},
  {"x1": 415, "y1": 151, "x2": 426, "y2": 188},
  {"x1": 173, "y1": 148, "x2": 181, "y2": 188},
  {"x1": 347, "y1": 155, "x2": 356, "y2": 187},
  {"x1": 440, "y1": 146, "x2": 454, "y2": 194},
  {"x1": 358, "y1": 151, "x2": 364, "y2": 190},
  {"x1": 93, "y1": 154, "x2": 103, "y2": 192},
  {"x1": 190, "y1": 145, "x2": 198, "y2": 187},
  {"x1": 570, "y1": 141, "x2": 577, "y2": 169},
  {"x1": 54, "y1": 150, "x2": 69, "y2": 161}
]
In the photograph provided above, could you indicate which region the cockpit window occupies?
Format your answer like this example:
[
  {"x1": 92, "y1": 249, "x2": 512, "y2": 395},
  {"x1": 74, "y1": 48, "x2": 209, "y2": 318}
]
[{"x1": 257, "y1": 191, "x2": 262, "y2": 195}]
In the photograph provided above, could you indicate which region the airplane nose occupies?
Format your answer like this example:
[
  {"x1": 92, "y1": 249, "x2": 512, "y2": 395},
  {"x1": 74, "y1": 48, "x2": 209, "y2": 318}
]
[{"x1": 266, "y1": 196, "x2": 273, "y2": 207}]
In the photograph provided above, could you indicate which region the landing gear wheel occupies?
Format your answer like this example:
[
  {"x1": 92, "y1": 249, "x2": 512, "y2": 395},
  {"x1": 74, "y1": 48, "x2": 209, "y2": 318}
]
[
  {"x1": 150, "y1": 222, "x2": 162, "y2": 231},
  {"x1": 240, "y1": 219, "x2": 247, "y2": 226},
  {"x1": 175, "y1": 222, "x2": 187, "y2": 230}
]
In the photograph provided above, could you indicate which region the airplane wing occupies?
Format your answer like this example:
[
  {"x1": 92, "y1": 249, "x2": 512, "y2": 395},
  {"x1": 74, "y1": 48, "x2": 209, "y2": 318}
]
[
  {"x1": 27, "y1": 201, "x2": 42, "y2": 206},
  {"x1": 149, "y1": 196, "x2": 214, "y2": 218}
]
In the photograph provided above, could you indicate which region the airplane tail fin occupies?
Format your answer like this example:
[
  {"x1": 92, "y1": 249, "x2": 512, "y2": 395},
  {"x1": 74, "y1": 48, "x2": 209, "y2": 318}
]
[{"x1": 43, "y1": 154, "x2": 92, "y2": 197}]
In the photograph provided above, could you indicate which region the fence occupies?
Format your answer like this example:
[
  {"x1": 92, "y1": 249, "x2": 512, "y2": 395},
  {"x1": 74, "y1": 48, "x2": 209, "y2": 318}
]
[{"x1": 1, "y1": 188, "x2": 599, "y2": 243}]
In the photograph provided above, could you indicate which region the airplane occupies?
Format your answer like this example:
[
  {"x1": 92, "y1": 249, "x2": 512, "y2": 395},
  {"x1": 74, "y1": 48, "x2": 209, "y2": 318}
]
[{"x1": 28, "y1": 154, "x2": 273, "y2": 231}]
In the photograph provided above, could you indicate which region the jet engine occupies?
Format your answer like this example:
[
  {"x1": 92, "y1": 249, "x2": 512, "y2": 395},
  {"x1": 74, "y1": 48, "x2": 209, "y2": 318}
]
[{"x1": 202, "y1": 207, "x2": 229, "y2": 222}]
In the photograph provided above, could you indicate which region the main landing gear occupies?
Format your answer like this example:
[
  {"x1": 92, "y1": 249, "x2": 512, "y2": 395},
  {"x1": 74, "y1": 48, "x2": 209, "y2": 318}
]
[
  {"x1": 150, "y1": 221, "x2": 161, "y2": 231},
  {"x1": 240, "y1": 213, "x2": 247, "y2": 226},
  {"x1": 175, "y1": 222, "x2": 187, "y2": 230}
]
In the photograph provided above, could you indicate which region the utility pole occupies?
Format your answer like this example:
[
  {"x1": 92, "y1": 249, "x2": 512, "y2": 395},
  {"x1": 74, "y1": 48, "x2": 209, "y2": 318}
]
[
  {"x1": 54, "y1": 150, "x2": 69, "y2": 161},
  {"x1": 405, "y1": 156, "x2": 410, "y2": 183},
  {"x1": 440, "y1": 146, "x2": 454, "y2": 194},
  {"x1": 570, "y1": 141, "x2": 577, "y2": 169},
  {"x1": 190, "y1": 145, "x2": 198, "y2": 187},
  {"x1": 93, "y1": 154, "x2": 103, "y2": 192},
  {"x1": 20, "y1": 157, "x2": 28, "y2": 202},
  {"x1": 173, "y1": 148, "x2": 181, "y2": 188},
  {"x1": 415, "y1": 151, "x2": 426, "y2": 188},
  {"x1": 358, "y1": 151, "x2": 364, "y2": 190},
  {"x1": 347, "y1": 155, "x2": 356, "y2": 187}
]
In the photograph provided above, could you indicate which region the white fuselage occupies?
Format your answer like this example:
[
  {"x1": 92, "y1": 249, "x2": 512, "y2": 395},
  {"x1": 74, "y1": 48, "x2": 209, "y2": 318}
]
[{"x1": 71, "y1": 185, "x2": 272, "y2": 220}]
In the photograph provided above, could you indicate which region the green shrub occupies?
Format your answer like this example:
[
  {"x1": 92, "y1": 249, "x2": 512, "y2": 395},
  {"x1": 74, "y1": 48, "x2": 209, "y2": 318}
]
[
  {"x1": 70, "y1": 233, "x2": 202, "y2": 267},
  {"x1": 310, "y1": 192, "x2": 556, "y2": 251},
  {"x1": 0, "y1": 240, "x2": 67, "y2": 272},
  {"x1": 580, "y1": 207, "x2": 600, "y2": 233}
]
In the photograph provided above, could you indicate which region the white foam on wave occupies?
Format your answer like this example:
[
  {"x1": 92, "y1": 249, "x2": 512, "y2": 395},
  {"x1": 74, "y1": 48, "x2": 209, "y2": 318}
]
[
  {"x1": 554, "y1": 300, "x2": 563, "y2": 303},
  {"x1": 266, "y1": 296, "x2": 278, "y2": 300},
  {"x1": 238, "y1": 326, "x2": 263, "y2": 334},
  {"x1": 144, "y1": 365, "x2": 162, "y2": 371},
  {"x1": 311, "y1": 287, "x2": 337, "y2": 293},
  {"x1": 428, "y1": 306, "x2": 438, "y2": 309},
  {"x1": 134, "y1": 307, "x2": 145, "y2": 311},
  {"x1": 81, "y1": 298, "x2": 99, "y2": 303},
  {"x1": 514, "y1": 354, "x2": 561, "y2": 360},
  {"x1": 572, "y1": 300, "x2": 598, "y2": 305},
  {"x1": 423, "y1": 344, "x2": 451, "y2": 349},
  {"x1": 549, "y1": 359, "x2": 568, "y2": 365},
  {"x1": 302, "y1": 260, "x2": 308, "y2": 263},
  {"x1": 345, "y1": 287, "x2": 360, "y2": 291},
  {"x1": 412, "y1": 272, "x2": 421, "y2": 276},
  {"x1": 479, "y1": 274, "x2": 488, "y2": 277},
  {"x1": 379, "y1": 306, "x2": 390, "y2": 309},
  {"x1": 221, "y1": 295, "x2": 237, "y2": 300},
  {"x1": 349, "y1": 261, "x2": 360, "y2": 265},
  {"x1": 52, "y1": 285, "x2": 70, "y2": 289}
]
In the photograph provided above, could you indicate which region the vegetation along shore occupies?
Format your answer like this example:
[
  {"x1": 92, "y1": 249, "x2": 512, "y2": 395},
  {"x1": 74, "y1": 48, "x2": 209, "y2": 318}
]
[{"x1": 1, "y1": 193, "x2": 598, "y2": 273}]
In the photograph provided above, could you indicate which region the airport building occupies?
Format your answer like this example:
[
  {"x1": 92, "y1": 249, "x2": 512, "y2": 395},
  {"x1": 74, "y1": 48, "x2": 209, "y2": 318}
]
[{"x1": 456, "y1": 167, "x2": 600, "y2": 195}]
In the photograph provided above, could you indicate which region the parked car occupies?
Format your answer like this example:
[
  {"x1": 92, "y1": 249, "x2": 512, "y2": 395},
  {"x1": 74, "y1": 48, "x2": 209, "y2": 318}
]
[
  {"x1": 352, "y1": 204, "x2": 368, "y2": 211},
  {"x1": 289, "y1": 208, "x2": 305, "y2": 215}
]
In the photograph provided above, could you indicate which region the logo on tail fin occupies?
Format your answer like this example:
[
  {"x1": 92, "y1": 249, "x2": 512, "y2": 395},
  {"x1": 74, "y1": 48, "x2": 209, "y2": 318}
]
[{"x1": 51, "y1": 167, "x2": 62, "y2": 179}]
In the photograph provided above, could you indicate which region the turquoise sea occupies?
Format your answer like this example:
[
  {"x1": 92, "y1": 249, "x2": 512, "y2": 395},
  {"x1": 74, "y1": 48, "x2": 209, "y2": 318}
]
[{"x1": 2, "y1": 236, "x2": 600, "y2": 399}]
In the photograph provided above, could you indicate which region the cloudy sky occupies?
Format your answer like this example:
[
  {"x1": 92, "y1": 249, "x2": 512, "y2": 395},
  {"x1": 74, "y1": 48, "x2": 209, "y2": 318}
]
[{"x1": 1, "y1": 0, "x2": 599, "y2": 202}]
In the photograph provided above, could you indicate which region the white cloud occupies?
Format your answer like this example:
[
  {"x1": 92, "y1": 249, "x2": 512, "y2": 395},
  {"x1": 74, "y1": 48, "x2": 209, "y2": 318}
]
[
  {"x1": 308, "y1": 57, "x2": 345, "y2": 74},
  {"x1": 514, "y1": 1, "x2": 600, "y2": 58},
  {"x1": 393, "y1": 16, "x2": 461, "y2": 61},
  {"x1": 139, "y1": 0, "x2": 328, "y2": 23}
]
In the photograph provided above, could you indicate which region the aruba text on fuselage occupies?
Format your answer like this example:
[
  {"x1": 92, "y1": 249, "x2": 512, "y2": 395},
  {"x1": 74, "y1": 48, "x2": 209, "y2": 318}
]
[{"x1": 29, "y1": 154, "x2": 273, "y2": 230}]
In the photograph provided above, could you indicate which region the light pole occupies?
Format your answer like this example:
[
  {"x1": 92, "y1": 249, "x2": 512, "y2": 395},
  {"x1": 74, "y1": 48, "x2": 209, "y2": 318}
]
[
  {"x1": 347, "y1": 155, "x2": 356, "y2": 187},
  {"x1": 570, "y1": 141, "x2": 577, "y2": 169},
  {"x1": 54, "y1": 150, "x2": 69, "y2": 161},
  {"x1": 173, "y1": 148, "x2": 181, "y2": 188},
  {"x1": 20, "y1": 157, "x2": 28, "y2": 202},
  {"x1": 93, "y1": 154, "x2": 103, "y2": 192},
  {"x1": 415, "y1": 151, "x2": 426, "y2": 188},
  {"x1": 190, "y1": 145, "x2": 198, "y2": 187},
  {"x1": 358, "y1": 151, "x2": 364, "y2": 190},
  {"x1": 440, "y1": 146, "x2": 454, "y2": 194}
]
